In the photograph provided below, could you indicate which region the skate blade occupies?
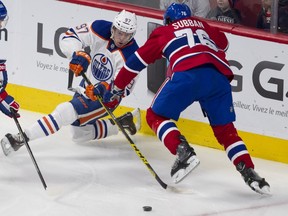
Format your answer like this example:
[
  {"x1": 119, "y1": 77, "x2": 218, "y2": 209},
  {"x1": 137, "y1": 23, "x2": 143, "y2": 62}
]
[
  {"x1": 131, "y1": 108, "x2": 141, "y2": 132},
  {"x1": 251, "y1": 182, "x2": 271, "y2": 195},
  {"x1": 172, "y1": 156, "x2": 200, "y2": 184},
  {"x1": 1, "y1": 137, "x2": 12, "y2": 156}
]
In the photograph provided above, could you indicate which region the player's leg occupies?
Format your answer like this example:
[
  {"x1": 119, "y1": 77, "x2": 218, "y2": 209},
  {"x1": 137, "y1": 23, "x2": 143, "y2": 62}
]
[
  {"x1": 1, "y1": 101, "x2": 77, "y2": 156},
  {"x1": 146, "y1": 107, "x2": 199, "y2": 183},
  {"x1": 113, "y1": 108, "x2": 141, "y2": 135},
  {"x1": 71, "y1": 108, "x2": 141, "y2": 143},
  {"x1": 201, "y1": 69, "x2": 270, "y2": 194},
  {"x1": 211, "y1": 123, "x2": 270, "y2": 194},
  {"x1": 147, "y1": 74, "x2": 201, "y2": 183}
]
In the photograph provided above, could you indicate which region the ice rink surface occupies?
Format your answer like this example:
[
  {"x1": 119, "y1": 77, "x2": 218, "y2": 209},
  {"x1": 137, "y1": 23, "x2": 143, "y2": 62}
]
[{"x1": 0, "y1": 110, "x2": 288, "y2": 216}]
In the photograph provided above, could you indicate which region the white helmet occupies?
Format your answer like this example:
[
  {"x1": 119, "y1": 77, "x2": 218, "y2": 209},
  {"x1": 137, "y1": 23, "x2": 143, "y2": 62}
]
[{"x1": 112, "y1": 10, "x2": 137, "y2": 39}]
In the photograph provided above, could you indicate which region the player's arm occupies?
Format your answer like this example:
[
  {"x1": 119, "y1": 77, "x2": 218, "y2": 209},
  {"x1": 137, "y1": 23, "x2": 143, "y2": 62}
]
[
  {"x1": 104, "y1": 46, "x2": 162, "y2": 107},
  {"x1": 212, "y1": 27, "x2": 229, "y2": 52},
  {"x1": 114, "y1": 52, "x2": 145, "y2": 89},
  {"x1": 115, "y1": 29, "x2": 165, "y2": 90},
  {"x1": 60, "y1": 22, "x2": 94, "y2": 77},
  {"x1": 60, "y1": 21, "x2": 93, "y2": 59}
]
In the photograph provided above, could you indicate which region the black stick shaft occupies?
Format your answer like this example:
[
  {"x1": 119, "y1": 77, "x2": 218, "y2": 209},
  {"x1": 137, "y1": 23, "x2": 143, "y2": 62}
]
[
  {"x1": 10, "y1": 108, "x2": 47, "y2": 190},
  {"x1": 81, "y1": 72, "x2": 167, "y2": 189},
  {"x1": 67, "y1": 68, "x2": 74, "y2": 91}
]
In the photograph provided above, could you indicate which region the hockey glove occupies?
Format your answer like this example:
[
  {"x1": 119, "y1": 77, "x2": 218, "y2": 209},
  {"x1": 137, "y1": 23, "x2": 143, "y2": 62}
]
[
  {"x1": 0, "y1": 91, "x2": 20, "y2": 118},
  {"x1": 102, "y1": 82, "x2": 124, "y2": 109},
  {"x1": 85, "y1": 82, "x2": 109, "y2": 101},
  {"x1": 69, "y1": 51, "x2": 91, "y2": 77}
]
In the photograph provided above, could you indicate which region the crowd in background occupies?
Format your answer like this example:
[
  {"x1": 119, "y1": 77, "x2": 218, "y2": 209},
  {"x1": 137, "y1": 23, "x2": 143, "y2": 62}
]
[{"x1": 112, "y1": 0, "x2": 288, "y2": 34}]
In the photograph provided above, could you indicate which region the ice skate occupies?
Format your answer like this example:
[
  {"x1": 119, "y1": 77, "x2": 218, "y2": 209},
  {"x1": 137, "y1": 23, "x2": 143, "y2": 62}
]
[
  {"x1": 1, "y1": 133, "x2": 26, "y2": 156},
  {"x1": 171, "y1": 136, "x2": 200, "y2": 183},
  {"x1": 236, "y1": 161, "x2": 271, "y2": 195},
  {"x1": 113, "y1": 108, "x2": 141, "y2": 135}
]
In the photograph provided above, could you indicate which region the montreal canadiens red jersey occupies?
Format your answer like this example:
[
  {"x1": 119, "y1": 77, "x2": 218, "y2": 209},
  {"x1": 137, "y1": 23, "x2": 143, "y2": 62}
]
[{"x1": 115, "y1": 16, "x2": 234, "y2": 89}]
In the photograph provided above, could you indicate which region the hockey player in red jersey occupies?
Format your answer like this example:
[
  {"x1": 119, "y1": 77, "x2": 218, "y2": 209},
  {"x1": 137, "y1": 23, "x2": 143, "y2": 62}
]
[
  {"x1": 0, "y1": 1, "x2": 20, "y2": 118},
  {"x1": 87, "y1": 3, "x2": 270, "y2": 195}
]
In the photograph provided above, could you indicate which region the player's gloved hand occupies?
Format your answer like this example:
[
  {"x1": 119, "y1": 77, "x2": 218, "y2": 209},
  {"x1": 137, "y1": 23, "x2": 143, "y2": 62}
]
[
  {"x1": 102, "y1": 82, "x2": 124, "y2": 109},
  {"x1": 85, "y1": 82, "x2": 109, "y2": 101},
  {"x1": 0, "y1": 91, "x2": 20, "y2": 118},
  {"x1": 69, "y1": 51, "x2": 91, "y2": 77}
]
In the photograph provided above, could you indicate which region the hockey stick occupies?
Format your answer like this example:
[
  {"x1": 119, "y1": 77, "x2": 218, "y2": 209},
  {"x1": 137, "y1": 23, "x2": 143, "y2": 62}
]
[
  {"x1": 78, "y1": 71, "x2": 168, "y2": 189},
  {"x1": 67, "y1": 68, "x2": 77, "y2": 92},
  {"x1": 9, "y1": 108, "x2": 47, "y2": 190}
]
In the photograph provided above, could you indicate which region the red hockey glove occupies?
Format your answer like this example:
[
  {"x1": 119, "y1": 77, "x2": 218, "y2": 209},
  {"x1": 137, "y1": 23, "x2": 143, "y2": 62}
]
[{"x1": 0, "y1": 91, "x2": 20, "y2": 118}]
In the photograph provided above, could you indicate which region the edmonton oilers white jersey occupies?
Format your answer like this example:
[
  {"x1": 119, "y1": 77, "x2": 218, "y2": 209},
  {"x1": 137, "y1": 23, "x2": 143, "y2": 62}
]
[{"x1": 60, "y1": 20, "x2": 139, "y2": 94}]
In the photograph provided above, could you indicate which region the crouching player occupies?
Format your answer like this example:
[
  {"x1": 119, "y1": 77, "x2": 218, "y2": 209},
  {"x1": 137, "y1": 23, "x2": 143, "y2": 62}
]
[{"x1": 1, "y1": 10, "x2": 141, "y2": 155}]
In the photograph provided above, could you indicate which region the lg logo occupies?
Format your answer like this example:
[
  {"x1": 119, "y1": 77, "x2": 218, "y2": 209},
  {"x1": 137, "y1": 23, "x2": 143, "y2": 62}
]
[
  {"x1": 37, "y1": 23, "x2": 68, "y2": 58},
  {"x1": 230, "y1": 60, "x2": 286, "y2": 101}
]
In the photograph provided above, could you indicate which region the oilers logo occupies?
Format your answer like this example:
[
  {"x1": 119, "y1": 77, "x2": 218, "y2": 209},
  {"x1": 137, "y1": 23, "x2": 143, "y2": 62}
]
[{"x1": 91, "y1": 53, "x2": 113, "y2": 81}]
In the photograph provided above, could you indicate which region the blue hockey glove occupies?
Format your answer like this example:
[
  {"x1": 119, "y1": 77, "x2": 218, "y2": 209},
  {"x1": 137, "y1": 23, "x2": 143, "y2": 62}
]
[
  {"x1": 69, "y1": 51, "x2": 91, "y2": 77},
  {"x1": 0, "y1": 91, "x2": 20, "y2": 118},
  {"x1": 102, "y1": 82, "x2": 124, "y2": 109}
]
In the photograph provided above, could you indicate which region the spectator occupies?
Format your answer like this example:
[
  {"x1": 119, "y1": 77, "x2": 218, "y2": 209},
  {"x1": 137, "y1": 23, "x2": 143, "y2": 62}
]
[
  {"x1": 206, "y1": 0, "x2": 241, "y2": 24},
  {"x1": 159, "y1": 0, "x2": 211, "y2": 18},
  {"x1": 278, "y1": 0, "x2": 288, "y2": 33},
  {"x1": 256, "y1": 0, "x2": 272, "y2": 30}
]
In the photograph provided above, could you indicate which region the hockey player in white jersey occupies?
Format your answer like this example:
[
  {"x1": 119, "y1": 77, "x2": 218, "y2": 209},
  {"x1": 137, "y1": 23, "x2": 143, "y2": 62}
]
[{"x1": 1, "y1": 10, "x2": 141, "y2": 156}]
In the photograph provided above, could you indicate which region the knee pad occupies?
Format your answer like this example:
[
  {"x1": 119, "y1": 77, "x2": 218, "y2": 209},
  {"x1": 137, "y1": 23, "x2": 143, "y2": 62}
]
[{"x1": 53, "y1": 102, "x2": 78, "y2": 126}]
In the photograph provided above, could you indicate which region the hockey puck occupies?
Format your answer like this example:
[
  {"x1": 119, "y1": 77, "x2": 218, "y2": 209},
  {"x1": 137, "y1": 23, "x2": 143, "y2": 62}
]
[{"x1": 143, "y1": 206, "x2": 152, "y2": 211}]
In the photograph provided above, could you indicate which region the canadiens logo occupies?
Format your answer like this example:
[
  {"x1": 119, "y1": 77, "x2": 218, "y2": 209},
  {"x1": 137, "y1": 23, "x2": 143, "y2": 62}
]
[{"x1": 91, "y1": 53, "x2": 113, "y2": 81}]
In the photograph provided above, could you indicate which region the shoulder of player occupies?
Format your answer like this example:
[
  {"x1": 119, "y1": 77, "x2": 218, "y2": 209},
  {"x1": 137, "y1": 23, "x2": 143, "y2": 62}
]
[
  {"x1": 90, "y1": 20, "x2": 112, "y2": 39},
  {"x1": 149, "y1": 25, "x2": 170, "y2": 38},
  {"x1": 118, "y1": 39, "x2": 139, "y2": 60}
]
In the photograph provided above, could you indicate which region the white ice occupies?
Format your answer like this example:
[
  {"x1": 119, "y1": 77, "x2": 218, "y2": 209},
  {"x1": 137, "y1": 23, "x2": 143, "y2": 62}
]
[{"x1": 0, "y1": 110, "x2": 288, "y2": 216}]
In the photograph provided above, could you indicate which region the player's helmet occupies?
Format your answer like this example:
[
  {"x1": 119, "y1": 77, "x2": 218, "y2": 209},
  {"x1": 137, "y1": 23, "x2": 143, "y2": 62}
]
[
  {"x1": 112, "y1": 10, "x2": 137, "y2": 40},
  {"x1": 163, "y1": 3, "x2": 191, "y2": 25},
  {"x1": 0, "y1": 1, "x2": 8, "y2": 29}
]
